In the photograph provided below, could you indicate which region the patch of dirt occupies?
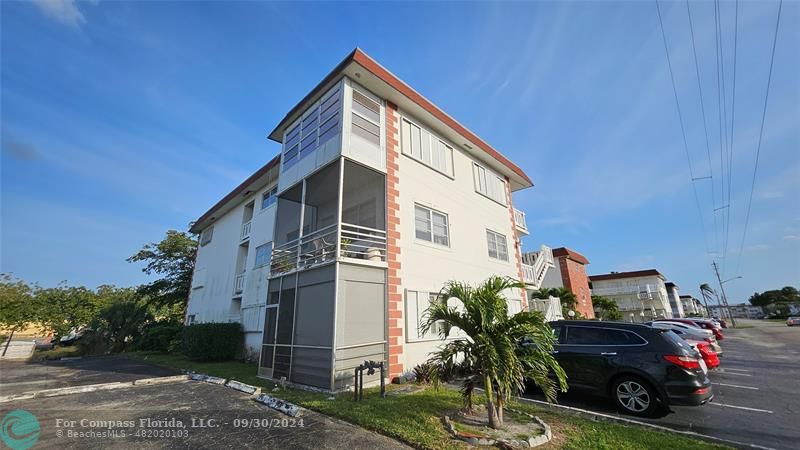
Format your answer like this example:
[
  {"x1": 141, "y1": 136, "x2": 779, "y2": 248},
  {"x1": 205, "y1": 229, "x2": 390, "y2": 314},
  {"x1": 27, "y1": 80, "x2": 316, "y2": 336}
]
[
  {"x1": 384, "y1": 385, "x2": 427, "y2": 396},
  {"x1": 448, "y1": 405, "x2": 545, "y2": 442}
]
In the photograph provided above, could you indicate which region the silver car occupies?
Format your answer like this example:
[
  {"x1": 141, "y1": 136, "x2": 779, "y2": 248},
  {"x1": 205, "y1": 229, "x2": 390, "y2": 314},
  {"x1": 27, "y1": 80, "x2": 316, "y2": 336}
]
[{"x1": 647, "y1": 321, "x2": 722, "y2": 354}]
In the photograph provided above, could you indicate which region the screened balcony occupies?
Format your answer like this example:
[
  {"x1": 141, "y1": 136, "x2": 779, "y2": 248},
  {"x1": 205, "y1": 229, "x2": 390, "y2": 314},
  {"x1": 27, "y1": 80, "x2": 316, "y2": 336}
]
[{"x1": 270, "y1": 158, "x2": 387, "y2": 277}]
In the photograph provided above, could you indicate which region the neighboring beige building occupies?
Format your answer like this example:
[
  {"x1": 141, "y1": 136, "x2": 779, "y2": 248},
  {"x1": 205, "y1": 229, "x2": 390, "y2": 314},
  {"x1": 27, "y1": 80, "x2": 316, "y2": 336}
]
[{"x1": 589, "y1": 270, "x2": 674, "y2": 322}]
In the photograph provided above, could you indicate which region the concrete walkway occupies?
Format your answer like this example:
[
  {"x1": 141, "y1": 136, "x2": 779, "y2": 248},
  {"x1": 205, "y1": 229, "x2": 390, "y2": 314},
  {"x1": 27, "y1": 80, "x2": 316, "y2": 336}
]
[{"x1": 0, "y1": 339, "x2": 35, "y2": 360}]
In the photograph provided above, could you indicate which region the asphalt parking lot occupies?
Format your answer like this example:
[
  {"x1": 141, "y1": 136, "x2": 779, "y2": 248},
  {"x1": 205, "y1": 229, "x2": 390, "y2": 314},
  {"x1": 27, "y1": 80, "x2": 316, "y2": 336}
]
[
  {"x1": 0, "y1": 357, "x2": 177, "y2": 397},
  {"x1": 0, "y1": 358, "x2": 408, "y2": 449},
  {"x1": 523, "y1": 319, "x2": 800, "y2": 450}
]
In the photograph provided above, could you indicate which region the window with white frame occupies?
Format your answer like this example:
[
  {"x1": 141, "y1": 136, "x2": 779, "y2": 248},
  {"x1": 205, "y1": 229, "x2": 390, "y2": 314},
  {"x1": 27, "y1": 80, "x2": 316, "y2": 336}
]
[
  {"x1": 400, "y1": 118, "x2": 454, "y2": 177},
  {"x1": 200, "y1": 226, "x2": 213, "y2": 246},
  {"x1": 473, "y1": 163, "x2": 507, "y2": 205},
  {"x1": 254, "y1": 242, "x2": 272, "y2": 268},
  {"x1": 486, "y1": 229, "x2": 509, "y2": 261},
  {"x1": 351, "y1": 88, "x2": 381, "y2": 146},
  {"x1": 406, "y1": 290, "x2": 443, "y2": 340},
  {"x1": 282, "y1": 83, "x2": 341, "y2": 170},
  {"x1": 261, "y1": 186, "x2": 278, "y2": 210},
  {"x1": 414, "y1": 204, "x2": 449, "y2": 246}
]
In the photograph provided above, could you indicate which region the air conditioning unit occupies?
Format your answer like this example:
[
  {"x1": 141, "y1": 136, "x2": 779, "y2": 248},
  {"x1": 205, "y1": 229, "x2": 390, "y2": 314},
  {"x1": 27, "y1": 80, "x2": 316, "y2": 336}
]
[{"x1": 638, "y1": 291, "x2": 652, "y2": 300}]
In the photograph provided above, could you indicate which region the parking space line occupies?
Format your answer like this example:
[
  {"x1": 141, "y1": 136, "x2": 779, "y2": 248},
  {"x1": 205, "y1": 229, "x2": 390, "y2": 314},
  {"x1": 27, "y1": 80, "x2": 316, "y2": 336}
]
[
  {"x1": 710, "y1": 402, "x2": 773, "y2": 414},
  {"x1": 713, "y1": 383, "x2": 759, "y2": 390},
  {"x1": 722, "y1": 368, "x2": 751, "y2": 372},
  {"x1": 715, "y1": 370, "x2": 752, "y2": 377}
]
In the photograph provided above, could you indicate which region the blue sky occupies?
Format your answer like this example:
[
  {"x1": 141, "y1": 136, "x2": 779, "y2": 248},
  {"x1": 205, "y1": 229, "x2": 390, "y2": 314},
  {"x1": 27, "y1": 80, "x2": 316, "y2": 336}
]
[{"x1": 2, "y1": 1, "x2": 798, "y2": 303}]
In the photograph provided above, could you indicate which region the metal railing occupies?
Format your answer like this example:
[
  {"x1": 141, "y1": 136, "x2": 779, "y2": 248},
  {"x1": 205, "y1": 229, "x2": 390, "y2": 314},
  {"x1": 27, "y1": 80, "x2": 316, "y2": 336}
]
[
  {"x1": 513, "y1": 208, "x2": 528, "y2": 233},
  {"x1": 234, "y1": 273, "x2": 245, "y2": 294},
  {"x1": 241, "y1": 220, "x2": 252, "y2": 240},
  {"x1": 340, "y1": 223, "x2": 387, "y2": 262},
  {"x1": 270, "y1": 222, "x2": 386, "y2": 277}
]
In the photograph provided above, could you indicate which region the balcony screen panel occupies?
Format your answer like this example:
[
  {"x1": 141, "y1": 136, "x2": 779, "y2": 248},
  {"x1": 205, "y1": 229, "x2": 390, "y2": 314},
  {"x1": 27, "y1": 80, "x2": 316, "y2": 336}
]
[
  {"x1": 293, "y1": 281, "x2": 335, "y2": 347},
  {"x1": 260, "y1": 345, "x2": 274, "y2": 369},
  {"x1": 276, "y1": 286, "x2": 296, "y2": 345},
  {"x1": 342, "y1": 160, "x2": 386, "y2": 231},
  {"x1": 263, "y1": 308, "x2": 277, "y2": 345},
  {"x1": 302, "y1": 160, "x2": 340, "y2": 235},
  {"x1": 275, "y1": 183, "x2": 303, "y2": 245}
]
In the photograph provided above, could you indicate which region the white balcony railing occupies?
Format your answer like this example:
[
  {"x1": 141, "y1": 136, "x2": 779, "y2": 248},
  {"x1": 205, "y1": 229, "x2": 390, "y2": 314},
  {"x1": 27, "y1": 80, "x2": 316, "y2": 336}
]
[
  {"x1": 591, "y1": 284, "x2": 662, "y2": 297},
  {"x1": 521, "y1": 263, "x2": 536, "y2": 284},
  {"x1": 234, "y1": 273, "x2": 245, "y2": 295},
  {"x1": 513, "y1": 208, "x2": 528, "y2": 234},
  {"x1": 241, "y1": 220, "x2": 252, "y2": 240},
  {"x1": 521, "y1": 245, "x2": 554, "y2": 289},
  {"x1": 269, "y1": 223, "x2": 387, "y2": 277}
]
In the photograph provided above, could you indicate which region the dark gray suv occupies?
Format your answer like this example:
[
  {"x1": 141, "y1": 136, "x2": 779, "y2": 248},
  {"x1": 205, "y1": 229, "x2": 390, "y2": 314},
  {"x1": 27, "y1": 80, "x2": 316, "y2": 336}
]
[{"x1": 538, "y1": 320, "x2": 713, "y2": 417}]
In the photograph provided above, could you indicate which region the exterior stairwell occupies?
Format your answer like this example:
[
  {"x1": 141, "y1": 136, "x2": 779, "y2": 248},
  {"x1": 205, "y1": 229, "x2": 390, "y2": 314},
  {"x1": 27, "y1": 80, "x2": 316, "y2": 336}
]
[{"x1": 521, "y1": 245, "x2": 554, "y2": 290}]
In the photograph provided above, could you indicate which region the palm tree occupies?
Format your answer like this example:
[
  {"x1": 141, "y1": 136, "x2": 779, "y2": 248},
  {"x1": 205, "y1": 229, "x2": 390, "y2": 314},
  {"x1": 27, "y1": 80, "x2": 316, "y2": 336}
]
[
  {"x1": 699, "y1": 283, "x2": 717, "y2": 317},
  {"x1": 423, "y1": 276, "x2": 568, "y2": 429}
]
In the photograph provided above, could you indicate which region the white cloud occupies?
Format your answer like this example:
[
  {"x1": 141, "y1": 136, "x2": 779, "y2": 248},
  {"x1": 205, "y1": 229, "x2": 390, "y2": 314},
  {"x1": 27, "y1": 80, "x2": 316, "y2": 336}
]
[
  {"x1": 744, "y1": 244, "x2": 769, "y2": 252},
  {"x1": 31, "y1": 0, "x2": 86, "y2": 28},
  {"x1": 759, "y1": 191, "x2": 784, "y2": 199},
  {"x1": 784, "y1": 235, "x2": 800, "y2": 241}
]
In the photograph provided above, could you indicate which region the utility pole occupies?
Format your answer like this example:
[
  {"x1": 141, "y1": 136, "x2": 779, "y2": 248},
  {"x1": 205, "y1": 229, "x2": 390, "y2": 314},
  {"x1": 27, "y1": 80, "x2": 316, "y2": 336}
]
[{"x1": 712, "y1": 261, "x2": 737, "y2": 327}]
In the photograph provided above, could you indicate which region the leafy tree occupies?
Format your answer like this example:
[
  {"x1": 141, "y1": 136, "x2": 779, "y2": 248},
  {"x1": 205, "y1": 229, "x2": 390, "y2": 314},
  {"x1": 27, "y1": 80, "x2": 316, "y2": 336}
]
[
  {"x1": 128, "y1": 230, "x2": 197, "y2": 317},
  {"x1": 0, "y1": 274, "x2": 38, "y2": 346},
  {"x1": 423, "y1": 276, "x2": 567, "y2": 429},
  {"x1": 592, "y1": 295, "x2": 622, "y2": 321},
  {"x1": 530, "y1": 287, "x2": 579, "y2": 318},
  {"x1": 749, "y1": 286, "x2": 800, "y2": 307},
  {"x1": 34, "y1": 284, "x2": 101, "y2": 337}
]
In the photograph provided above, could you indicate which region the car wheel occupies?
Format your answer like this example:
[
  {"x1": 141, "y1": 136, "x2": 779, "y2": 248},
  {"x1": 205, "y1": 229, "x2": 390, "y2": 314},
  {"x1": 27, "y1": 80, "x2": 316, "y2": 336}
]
[{"x1": 612, "y1": 377, "x2": 661, "y2": 417}]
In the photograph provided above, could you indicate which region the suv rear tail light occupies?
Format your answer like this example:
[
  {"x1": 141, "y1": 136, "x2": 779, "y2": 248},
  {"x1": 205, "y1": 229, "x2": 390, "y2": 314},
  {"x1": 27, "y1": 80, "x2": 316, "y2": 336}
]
[
  {"x1": 694, "y1": 387, "x2": 710, "y2": 395},
  {"x1": 663, "y1": 355, "x2": 702, "y2": 370}
]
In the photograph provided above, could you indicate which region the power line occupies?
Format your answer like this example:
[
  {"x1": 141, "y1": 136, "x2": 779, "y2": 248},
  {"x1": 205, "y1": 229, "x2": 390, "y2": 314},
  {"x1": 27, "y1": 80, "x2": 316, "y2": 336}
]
[
  {"x1": 713, "y1": 0, "x2": 730, "y2": 267},
  {"x1": 725, "y1": 0, "x2": 739, "y2": 277},
  {"x1": 735, "y1": 0, "x2": 783, "y2": 275},
  {"x1": 685, "y1": 0, "x2": 718, "y2": 254},
  {"x1": 655, "y1": 0, "x2": 713, "y2": 257}
]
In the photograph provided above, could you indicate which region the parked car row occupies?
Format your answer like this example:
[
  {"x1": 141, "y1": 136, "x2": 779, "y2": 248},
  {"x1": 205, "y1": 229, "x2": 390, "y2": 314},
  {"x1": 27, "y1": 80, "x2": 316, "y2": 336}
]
[{"x1": 525, "y1": 318, "x2": 726, "y2": 418}]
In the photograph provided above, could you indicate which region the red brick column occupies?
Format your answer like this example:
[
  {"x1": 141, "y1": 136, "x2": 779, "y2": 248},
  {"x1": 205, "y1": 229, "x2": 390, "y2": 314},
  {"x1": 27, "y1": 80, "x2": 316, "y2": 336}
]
[
  {"x1": 505, "y1": 177, "x2": 529, "y2": 311},
  {"x1": 385, "y1": 102, "x2": 404, "y2": 378}
]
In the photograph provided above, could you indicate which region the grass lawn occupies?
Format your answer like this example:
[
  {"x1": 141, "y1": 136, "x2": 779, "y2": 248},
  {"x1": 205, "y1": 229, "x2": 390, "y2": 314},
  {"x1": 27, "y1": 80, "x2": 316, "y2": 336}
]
[
  {"x1": 32, "y1": 345, "x2": 82, "y2": 360},
  {"x1": 124, "y1": 351, "x2": 731, "y2": 450}
]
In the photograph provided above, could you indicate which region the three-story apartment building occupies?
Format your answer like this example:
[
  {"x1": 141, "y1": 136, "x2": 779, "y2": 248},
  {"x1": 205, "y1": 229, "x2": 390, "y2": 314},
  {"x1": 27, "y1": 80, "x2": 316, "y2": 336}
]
[
  {"x1": 589, "y1": 269, "x2": 674, "y2": 322},
  {"x1": 186, "y1": 49, "x2": 535, "y2": 391}
]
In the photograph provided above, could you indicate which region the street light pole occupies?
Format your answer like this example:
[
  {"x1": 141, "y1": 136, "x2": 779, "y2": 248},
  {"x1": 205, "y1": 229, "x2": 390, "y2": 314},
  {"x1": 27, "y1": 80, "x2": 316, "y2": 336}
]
[{"x1": 712, "y1": 262, "x2": 737, "y2": 327}]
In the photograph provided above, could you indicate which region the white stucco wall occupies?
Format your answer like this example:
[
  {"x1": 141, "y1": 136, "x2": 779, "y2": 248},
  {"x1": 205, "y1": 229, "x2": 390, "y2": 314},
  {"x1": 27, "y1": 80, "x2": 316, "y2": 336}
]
[
  {"x1": 395, "y1": 107, "x2": 524, "y2": 372},
  {"x1": 186, "y1": 181, "x2": 278, "y2": 356}
]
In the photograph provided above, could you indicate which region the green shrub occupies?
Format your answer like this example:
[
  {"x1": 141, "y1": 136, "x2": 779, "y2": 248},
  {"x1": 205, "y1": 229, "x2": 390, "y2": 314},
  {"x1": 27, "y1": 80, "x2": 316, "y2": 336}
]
[
  {"x1": 181, "y1": 323, "x2": 242, "y2": 361},
  {"x1": 77, "y1": 330, "x2": 109, "y2": 355},
  {"x1": 137, "y1": 323, "x2": 183, "y2": 352},
  {"x1": 413, "y1": 362, "x2": 440, "y2": 385},
  {"x1": 88, "y1": 300, "x2": 153, "y2": 353}
]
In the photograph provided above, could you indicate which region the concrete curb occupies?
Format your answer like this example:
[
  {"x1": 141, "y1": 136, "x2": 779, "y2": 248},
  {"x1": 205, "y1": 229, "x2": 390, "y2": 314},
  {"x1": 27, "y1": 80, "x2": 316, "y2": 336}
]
[
  {"x1": 516, "y1": 396, "x2": 776, "y2": 450},
  {"x1": 133, "y1": 375, "x2": 191, "y2": 386},
  {"x1": 0, "y1": 375, "x2": 190, "y2": 404}
]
